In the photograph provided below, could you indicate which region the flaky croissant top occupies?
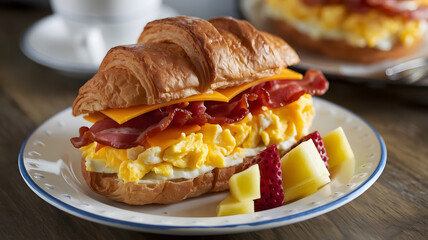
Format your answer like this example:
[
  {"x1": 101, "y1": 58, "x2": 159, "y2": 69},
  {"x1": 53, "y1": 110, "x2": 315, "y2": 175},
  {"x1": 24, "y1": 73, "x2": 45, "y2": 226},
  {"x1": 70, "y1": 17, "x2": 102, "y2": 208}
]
[{"x1": 72, "y1": 16, "x2": 299, "y2": 116}]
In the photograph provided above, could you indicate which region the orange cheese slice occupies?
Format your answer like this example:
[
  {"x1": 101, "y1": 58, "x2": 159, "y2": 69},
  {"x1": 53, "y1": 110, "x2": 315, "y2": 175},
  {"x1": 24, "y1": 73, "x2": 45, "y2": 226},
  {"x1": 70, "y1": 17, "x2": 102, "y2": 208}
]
[
  {"x1": 217, "y1": 68, "x2": 302, "y2": 100},
  {"x1": 84, "y1": 68, "x2": 302, "y2": 124},
  {"x1": 83, "y1": 112, "x2": 107, "y2": 123},
  {"x1": 101, "y1": 91, "x2": 229, "y2": 125},
  {"x1": 146, "y1": 124, "x2": 201, "y2": 149}
]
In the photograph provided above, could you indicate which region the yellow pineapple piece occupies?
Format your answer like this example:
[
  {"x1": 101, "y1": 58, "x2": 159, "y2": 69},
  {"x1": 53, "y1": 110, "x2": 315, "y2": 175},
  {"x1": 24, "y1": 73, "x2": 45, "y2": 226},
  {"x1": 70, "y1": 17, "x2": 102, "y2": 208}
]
[
  {"x1": 229, "y1": 164, "x2": 261, "y2": 201},
  {"x1": 216, "y1": 164, "x2": 260, "y2": 217},
  {"x1": 322, "y1": 127, "x2": 355, "y2": 169},
  {"x1": 280, "y1": 140, "x2": 331, "y2": 203},
  {"x1": 216, "y1": 195, "x2": 254, "y2": 216}
]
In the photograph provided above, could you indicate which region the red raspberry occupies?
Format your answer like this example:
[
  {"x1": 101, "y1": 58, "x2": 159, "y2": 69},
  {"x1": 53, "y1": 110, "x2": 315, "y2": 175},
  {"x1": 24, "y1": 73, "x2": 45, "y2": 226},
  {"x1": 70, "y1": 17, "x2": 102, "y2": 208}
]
[
  {"x1": 293, "y1": 131, "x2": 329, "y2": 169},
  {"x1": 254, "y1": 145, "x2": 284, "y2": 212}
]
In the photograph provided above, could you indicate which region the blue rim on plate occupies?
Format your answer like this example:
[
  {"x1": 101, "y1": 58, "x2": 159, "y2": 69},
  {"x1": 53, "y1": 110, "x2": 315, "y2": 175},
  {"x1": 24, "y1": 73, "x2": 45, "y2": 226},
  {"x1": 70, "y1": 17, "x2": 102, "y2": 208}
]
[{"x1": 18, "y1": 97, "x2": 387, "y2": 232}]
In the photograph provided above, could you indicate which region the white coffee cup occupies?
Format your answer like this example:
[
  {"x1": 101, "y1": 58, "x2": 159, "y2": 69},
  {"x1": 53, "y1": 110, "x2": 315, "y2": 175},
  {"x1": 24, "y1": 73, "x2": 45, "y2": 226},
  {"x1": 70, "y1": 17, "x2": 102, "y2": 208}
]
[{"x1": 50, "y1": 0, "x2": 162, "y2": 64}]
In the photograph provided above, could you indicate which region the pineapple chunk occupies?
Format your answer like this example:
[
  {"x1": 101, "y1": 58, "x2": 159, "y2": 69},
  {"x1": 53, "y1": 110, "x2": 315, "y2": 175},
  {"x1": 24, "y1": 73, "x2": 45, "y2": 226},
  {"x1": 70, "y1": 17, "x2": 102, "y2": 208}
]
[
  {"x1": 216, "y1": 164, "x2": 260, "y2": 217},
  {"x1": 322, "y1": 127, "x2": 355, "y2": 169},
  {"x1": 216, "y1": 195, "x2": 254, "y2": 216},
  {"x1": 229, "y1": 164, "x2": 261, "y2": 201},
  {"x1": 280, "y1": 140, "x2": 331, "y2": 203}
]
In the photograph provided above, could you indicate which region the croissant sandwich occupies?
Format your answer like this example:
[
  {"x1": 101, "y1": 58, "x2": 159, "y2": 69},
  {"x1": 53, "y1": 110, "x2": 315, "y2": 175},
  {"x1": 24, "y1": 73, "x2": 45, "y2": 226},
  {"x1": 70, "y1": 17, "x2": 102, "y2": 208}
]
[
  {"x1": 70, "y1": 16, "x2": 329, "y2": 205},
  {"x1": 250, "y1": 0, "x2": 428, "y2": 63}
]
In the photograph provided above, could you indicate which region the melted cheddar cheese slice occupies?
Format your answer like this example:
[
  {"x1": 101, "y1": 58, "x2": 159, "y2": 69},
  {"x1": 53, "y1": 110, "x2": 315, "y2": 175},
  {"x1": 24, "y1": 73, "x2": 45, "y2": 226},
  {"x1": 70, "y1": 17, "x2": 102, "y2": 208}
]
[
  {"x1": 217, "y1": 68, "x2": 302, "y2": 100},
  {"x1": 84, "y1": 68, "x2": 302, "y2": 124},
  {"x1": 101, "y1": 91, "x2": 229, "y2": 124}
]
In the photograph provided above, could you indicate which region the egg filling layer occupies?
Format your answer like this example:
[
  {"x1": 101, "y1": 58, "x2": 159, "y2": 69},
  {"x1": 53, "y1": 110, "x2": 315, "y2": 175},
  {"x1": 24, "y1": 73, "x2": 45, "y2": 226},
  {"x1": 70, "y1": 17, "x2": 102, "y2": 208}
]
[
  {"x1": 266, "y1": 0, "x2": 428, "y2": 50},
  {"x1": 80, "y1": 94, "x2": 314, "y2": 183}
]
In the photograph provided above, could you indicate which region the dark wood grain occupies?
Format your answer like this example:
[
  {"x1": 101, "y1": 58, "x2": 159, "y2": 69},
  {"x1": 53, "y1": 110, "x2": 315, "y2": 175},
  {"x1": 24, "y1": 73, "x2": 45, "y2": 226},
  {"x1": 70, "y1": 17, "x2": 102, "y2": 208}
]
[{"x1": 1, "y1": 4, "x2": 427, "y2": 240}]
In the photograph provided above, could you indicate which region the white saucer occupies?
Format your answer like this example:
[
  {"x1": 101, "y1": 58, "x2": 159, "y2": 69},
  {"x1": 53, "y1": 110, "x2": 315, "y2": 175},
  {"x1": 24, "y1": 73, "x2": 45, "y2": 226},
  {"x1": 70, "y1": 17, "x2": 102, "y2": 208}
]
[{"x1": 21, "y1": 5, "x2": 178, "y2": 76}]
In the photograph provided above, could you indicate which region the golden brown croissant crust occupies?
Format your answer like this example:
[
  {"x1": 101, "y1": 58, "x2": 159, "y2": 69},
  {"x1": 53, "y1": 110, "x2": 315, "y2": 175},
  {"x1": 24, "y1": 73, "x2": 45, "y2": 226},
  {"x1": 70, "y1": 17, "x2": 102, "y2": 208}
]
[
  {"x1": 72, "y1": 16, "x2": 299, "y2": 116},
  {"x1": 81, "y1": 155, "x2": 259, "y2": 205}
]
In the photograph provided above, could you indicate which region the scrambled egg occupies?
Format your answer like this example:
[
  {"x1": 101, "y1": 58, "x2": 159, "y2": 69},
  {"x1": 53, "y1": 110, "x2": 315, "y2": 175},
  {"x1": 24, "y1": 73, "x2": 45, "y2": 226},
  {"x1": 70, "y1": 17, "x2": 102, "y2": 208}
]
[
  {"x1": 267, "y1": 0, "x2": 428, "y2": 50},
  {"x1": 81, "y1": 94, "x2": 314, "y2": 183}
]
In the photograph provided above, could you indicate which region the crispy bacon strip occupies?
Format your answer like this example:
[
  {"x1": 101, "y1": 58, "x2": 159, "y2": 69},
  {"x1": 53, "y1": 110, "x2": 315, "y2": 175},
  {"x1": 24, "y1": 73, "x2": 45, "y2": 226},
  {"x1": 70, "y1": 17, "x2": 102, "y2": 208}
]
[{"x1": 70, "y1": 70, "x2": 329, "y2": 149}]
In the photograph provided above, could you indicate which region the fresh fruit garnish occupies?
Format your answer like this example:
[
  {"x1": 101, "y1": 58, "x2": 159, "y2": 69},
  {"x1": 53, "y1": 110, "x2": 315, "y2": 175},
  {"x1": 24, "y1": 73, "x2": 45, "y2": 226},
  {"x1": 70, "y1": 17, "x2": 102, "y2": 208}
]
[
  {"x1": 292, "y1": 131, "x2": 329, "y2": 169},
  {"x1": 322, "y1": 127, "x2": 355, "y2": 169},
  {"x1": 216, "y1": 195, "x2": 254, "y2": 217},
  {"x1": 229, "y1": 164, "x2": 261, "y2": 201},
  {"x1": 254, "y1": 145, "x2": 284, "y2": 212},
  {"x1": 280, "y1": 139, "x2": 331, "y2": 203},
  {"x1": 217, "y1": 164, "x2": 260, "y2": 216}
]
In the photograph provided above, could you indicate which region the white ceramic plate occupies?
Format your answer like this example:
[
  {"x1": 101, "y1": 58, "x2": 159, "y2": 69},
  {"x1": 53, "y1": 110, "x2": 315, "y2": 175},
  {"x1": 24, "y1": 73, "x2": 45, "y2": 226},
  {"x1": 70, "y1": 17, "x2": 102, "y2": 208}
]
[{"x1": 19, "y1": 97, "x2": 386, "y2": 235}]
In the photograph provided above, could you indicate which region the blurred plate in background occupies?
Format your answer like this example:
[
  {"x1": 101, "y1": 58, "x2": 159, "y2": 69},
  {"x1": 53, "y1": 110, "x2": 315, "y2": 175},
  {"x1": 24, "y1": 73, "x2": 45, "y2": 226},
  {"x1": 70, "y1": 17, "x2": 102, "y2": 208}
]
[{"x1": 239, "y1": 0, "x2": 428, "y2": 87}]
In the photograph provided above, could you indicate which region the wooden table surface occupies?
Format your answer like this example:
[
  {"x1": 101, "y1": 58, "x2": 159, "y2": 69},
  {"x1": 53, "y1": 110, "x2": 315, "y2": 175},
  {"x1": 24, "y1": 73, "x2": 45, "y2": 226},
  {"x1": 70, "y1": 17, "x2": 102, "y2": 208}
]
[{"x1": 1, "y1": 5, "x2": 427, "y2": 240}]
